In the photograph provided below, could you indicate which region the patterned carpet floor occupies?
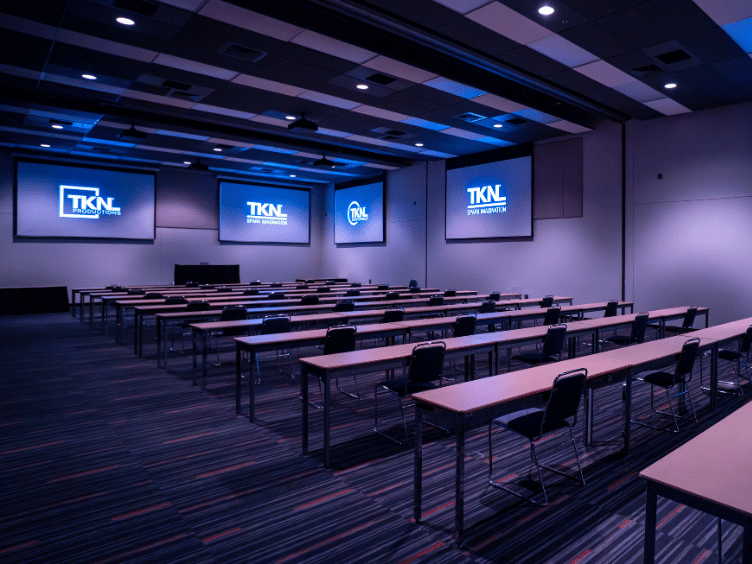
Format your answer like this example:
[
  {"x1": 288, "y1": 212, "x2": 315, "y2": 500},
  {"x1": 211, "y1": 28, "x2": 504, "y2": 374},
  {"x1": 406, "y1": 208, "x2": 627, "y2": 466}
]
[{"x1": 0, "y1": 312, "x2": 749, "y2": 564}]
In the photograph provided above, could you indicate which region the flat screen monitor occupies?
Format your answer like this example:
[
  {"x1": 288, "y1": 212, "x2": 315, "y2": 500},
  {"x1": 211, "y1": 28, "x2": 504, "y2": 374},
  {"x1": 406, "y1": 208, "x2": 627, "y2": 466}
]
[
  {"x1": 15, "y1": 160, "x2": 156, "y2": 240},
  {"x1": 334, "y1": 179, "x2": 384, "y2": 244},
  {"x1": 219, "y1": 181, "x2": 310, "y2": 244},
  {"x1": 445, "y1": 154, "x2": 532, "y2": 240}
]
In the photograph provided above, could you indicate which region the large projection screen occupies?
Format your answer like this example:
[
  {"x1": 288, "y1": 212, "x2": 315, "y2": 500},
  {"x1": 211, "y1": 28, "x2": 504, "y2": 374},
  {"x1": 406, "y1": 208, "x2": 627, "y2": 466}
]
[
  {"x1": 445, "y1": 155, "x2": 532, "y2": 240},
  {"x1": 334, "y1": 180, "x2": 384, "y2": 244},
  {"x1": 219, "y1": 181, "x2": 310, "y2": 244},
  {"x1": 15, "y1": 160, "x2": 156, "y2": 240}
]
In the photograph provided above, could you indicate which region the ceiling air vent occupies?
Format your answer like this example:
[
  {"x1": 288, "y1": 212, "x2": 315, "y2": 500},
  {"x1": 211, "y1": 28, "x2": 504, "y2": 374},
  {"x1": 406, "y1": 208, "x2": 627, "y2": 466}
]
[
  {"x1": 655, "y1": 49, "x2": 691, "y2": 65},
  {"x1": 222, "y1": 44, "x2": 267, "y2": 63},
  {"x1": 162, "y1": 79, "x2": 191, "y2": 91},
  {"x1": 630, "y1": 64, "x2": 662, "y2": 78},
  {"x1": 456, "y1": 112, "x2": 486, "y2": 123},
  {"x1": 112, "y1": 0, "x2": 158, "y2": 17},
  {"x1": 366, "y1": 72, "x2": 396, "y2": 85},
  {"x1": 505, "y1": 117, "x2": 527, "y2": 126},
  {"x1": 168, "y1": 91, "x2": 199, "y2": 100}
]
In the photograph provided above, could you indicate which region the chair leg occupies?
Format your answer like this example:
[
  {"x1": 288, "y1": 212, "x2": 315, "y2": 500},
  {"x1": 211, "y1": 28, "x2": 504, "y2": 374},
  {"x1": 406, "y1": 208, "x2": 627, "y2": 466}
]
[
  {"x1": 374, "y1": 387, "x2": 408, "y2": 445},
  {"x1": 336, "y1": 373, "x2": 361, "y2": 400}
]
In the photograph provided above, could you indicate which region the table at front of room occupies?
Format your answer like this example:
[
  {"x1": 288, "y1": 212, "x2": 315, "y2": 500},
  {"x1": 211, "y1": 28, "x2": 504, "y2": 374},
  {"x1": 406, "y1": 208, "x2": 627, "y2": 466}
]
[
  {"x1": 641, "y1": 400, "x2": 752, "y2": 564},
  {"x1": 410, "y1": 316, "x2": 752, "y2": 546}
]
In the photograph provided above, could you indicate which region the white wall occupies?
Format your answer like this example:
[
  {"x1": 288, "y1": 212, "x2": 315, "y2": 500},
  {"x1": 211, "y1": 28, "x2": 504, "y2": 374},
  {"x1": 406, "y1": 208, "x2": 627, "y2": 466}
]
[{"x1": 625, "y1": 101, "x2": 752, "y2": 324}]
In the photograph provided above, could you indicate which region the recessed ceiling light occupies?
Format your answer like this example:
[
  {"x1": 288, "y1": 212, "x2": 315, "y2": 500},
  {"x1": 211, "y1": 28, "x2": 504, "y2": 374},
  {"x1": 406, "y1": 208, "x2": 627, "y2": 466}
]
[
  {"x1": 493, "y1": 123, "x2": 503, "y2": 128},
  {"x1": 665, "y1": 82, "x2": 677, "y2": 89},
  {"x1": 285, "y1": 115, "x2": 296, "y2": 120},
  {"x1": 213, "y1": 147, "x2": 222, "y2": 152},
  {"x1": 116, "y1": 17, "x2": 135, "y2": 25},
  {"x1": 539, "y1": 6, "x2": 554, "y2": 16},
  {"x1": 183, "y1": 161, "x2": 191, "y2": 165},
  {"x1": 356, "y1": 84, "x2": 369, "y2": 90},
  {"x1": 415, "y1": 142, "x2": 424, "y2": 147},
  {"x1": 51, "y1": 124, "x2": 63, "y2": 129},
  {"x1": 41, "y1": 144, "x2": 50, "y2": 148},
  {"x1": 81, "y1": 74, "x2": 97, "y2": 80},
  {"x1": 290, "y1": 174, "x2": 296, "y2": 177}
]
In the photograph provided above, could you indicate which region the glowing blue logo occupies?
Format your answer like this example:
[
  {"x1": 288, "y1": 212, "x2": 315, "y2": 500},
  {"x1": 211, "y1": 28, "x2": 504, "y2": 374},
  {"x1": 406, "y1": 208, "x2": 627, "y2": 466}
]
[
  {"x1": 347, "y1": 201, "x2": 368, "y2": 226},
  {"x1": 59, "y1": 185, "x2": 121, "y2": 219}
]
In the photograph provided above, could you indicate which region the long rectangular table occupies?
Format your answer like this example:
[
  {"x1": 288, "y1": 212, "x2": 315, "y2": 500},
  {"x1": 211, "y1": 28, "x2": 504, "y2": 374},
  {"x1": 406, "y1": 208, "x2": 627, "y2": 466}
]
[
  {"x1": 641, "y1": 401, "x2": 752, "y2": 564},
  {"x1": 411, "y1": 314, "x2": 751, "y2": 546}
]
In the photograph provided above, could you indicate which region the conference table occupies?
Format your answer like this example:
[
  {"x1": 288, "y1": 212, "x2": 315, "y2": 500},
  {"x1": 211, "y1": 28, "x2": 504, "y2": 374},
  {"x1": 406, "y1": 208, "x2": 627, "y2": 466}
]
[
  {"x1": 641, "y1": 400, "x2": 752, "y2": 564},
  {"x1": 411, "y1": 314, "x2": 751, "y2": 546}
]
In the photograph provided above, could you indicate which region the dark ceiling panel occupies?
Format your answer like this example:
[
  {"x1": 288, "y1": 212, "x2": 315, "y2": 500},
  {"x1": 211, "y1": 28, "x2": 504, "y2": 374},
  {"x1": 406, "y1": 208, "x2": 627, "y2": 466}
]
[
  {"x1": 271, "y1": 43, "x2": 359, "y2": 79},
  {"x1": 636, "y1": 0, "x2": 716, "y2": 37},
  {"x1": 435, "y1": 16, "x2": 518, "y2": 56},
  {"x1": 497, "y1": 0, "x2": 589, "y2": 33},
  {"x1": 0, "y1": 32, "x2": 53, "y2": 72},
  {"x1": 547, "y1": 69, "x2": 607, "y2": 95},
  {"x1": 560, "y1": 0, "x2": 633, "y2": 20},
  {"x1": 680, "y1": 27, "x2": 747, "y2": 65},
  {"x1": 597, "y1": 7, "x2": 674, "y2": 49},
  {"x1": 559, "y1": 21, "x2": 634, "y2": 60},
  {"x1": 48, "y1": 43, "x2": 148, "y2": 81},
  {"x1": 713, "y1": 56, "x2": 752, "y2": 90},
  {"x1": 495, "y1": 46, "x2": 570, "y2": 77},
  {"x1": 586, "y1": 88, "x2": 663, "y2": 119},
  {"x1": 0, "y1": 0, "x2": 68, "y2": 26},
  {"x1": 364, "y1": 0, "x2": 458, "y2": 30}
]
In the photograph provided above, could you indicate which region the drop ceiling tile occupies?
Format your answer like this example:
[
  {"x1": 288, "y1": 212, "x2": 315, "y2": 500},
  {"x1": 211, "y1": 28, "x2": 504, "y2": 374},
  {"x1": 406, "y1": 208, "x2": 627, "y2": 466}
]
[
  {"x1": 638, "y1": 0, "x2": 716, "y2": 37},
  {"x1": 290, "y1": 30, "x2": 376, "y2": 64},
  {"x1": 366, "y1": 0, "x2": 458, "y2": 28},
  {"x1": 198, "y1": 0, "x2": 303, "y2": 41},
  {"x1": 351, "y1": 105, "x2": 410, "y2": 122},
  {"x1": 56, "y1": 29, "x2": 157, "y2": 63},
  {"x1": 548, "y1": 120, "x2": 591, "y2": 133},
  {"x1": 680, "y1": 27, "x2": 746, "y2": 64},
  {"x1": 495, "y1": 45, "x2": 570, "y2": 76},
  {"x1": 466, "y1": 2, "x2": 553, "y2": 45},
  {"x1": 0, "y1": 0, "x2": 68, "y2": 27},
  {"x1": 191, "y1": 103, "x2": 256, "y2": 120},
  {"x1": 559, "y1": 0, "x2": 632, "y2": 20},
  {"x1": 559, "y1": 21, "x2": 634, "y2": 59},
  {"x1": 297, "y1": 90, "x2": 361, "y2": 110},
  {"x1": 512, "y1": 108, "x2": 560, "y2": 124},
  {"x1": 432, "y1": 0, "x2": 492, "y2": 15},
  {"x1": 153, "y1": 53, "x2": 238, "y2": 81},
  {"x1": 723, "y1": 17, "x2": 752, "y2": 53},
  {"x1": 471, "y1": 93, "x2": 527, "y2": 113},
  {"x1": 421, "y1": 77, "x2": 486, "y2": 98},
  {"x1": 644, "y1": 96, "x2": 691, "y2": 115},
  {"x1": 548, "y1": 68, "x2": 605, "y2": 94},
  {"x1": 527, "y1": 34, "x2": 599, "y2": 67},
  {"x1": 597, "y1": 7, "x2": 673, "y2": 49},
  {"x1": 231, "y1": 74, "x2": 307, "y2": 97},
  {"x1": 362, "y1": 56, "x2": 438, "y2": 83},
  {"x1": 574, "y1": 60, "x2": 636, "y2": 86},
  {"x1": 693, "y1": 0, "x2": 752, "y2": 27},
  {"x1": 713, "y1": 55, "x2": 752, "y2": 88},
  {"x1": 497, "y1": 0, "x2": 589, "y2": 33},
  {"x1": 436, "y1": 15, "x2": 519, "y2": 54},
  {"x1": 612, "y1": 80, "x2": 664, "y2": 102}
]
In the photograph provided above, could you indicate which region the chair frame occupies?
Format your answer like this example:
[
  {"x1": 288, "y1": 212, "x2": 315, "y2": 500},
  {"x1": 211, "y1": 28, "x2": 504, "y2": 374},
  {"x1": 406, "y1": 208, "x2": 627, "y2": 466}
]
[
  {"x1": 253, "y1": 315, "x2": 292, "y2": 383},
  {"x1": 700, "y1": 324, "x2": 752, "y2": 397}
]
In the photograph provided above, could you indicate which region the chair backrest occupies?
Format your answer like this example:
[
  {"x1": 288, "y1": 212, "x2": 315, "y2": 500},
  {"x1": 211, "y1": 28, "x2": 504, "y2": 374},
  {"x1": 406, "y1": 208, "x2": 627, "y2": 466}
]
[
  {"x1": 428, "y1": 295, "x2": 444, "y2": 306},
  {"x1": 144, "y1": 292, "x2": 163, "y2": 299},
  {"x1": 543, "y1": 306, "x2": 561, "y2": 326},
  {"x1": 243, "y1": 288, "x2": 259, "y2": 295},
  {"x1": 540, "y1": 295, "x2": 554, "y2": 308},
  {"x1": 408, "y1": 279, "x2": 418, "y2": 288},
  {"x1": 351, "y1": 282, "x2": 361, "y2": 287},
  {"x1": 682, "y1": 307, "x2": 698, "y2": 329},
  {"x1": 199, "y1": 285, "x2": 215, "y2": 290},
  {"x1": 334, "y1": 299, "x2": 355, "y2": 312},
  {"x1": 539, "y1": 369, "x2": 587, "y2": 435},
  {"x1": 261, "y1": 315, "x2": 291, "y2": 335},
  {"x1": 296, "y1": 284, "x2": 309, "y2": 289},
  {"x1": 268, "y1": 292, "x2": 286, "y2": 300},
  {"x1": 453, "y1": 314, "x2": 476, "y2": 338},
  {"x1": 323, "y1": 325, "x2": 357, "y2": 355},
  {"x1": 345, "y1": 289, "x2": 360, "y2": 296},
  {"x1": 604, "y1": 300, "x2": 619, "y2": 317},
  {"x1": 740, "y1": 325, "x2": 752, "y2": 354},
  {"x1": 127, "y1": 289, "x2": 145, "y2": 295},
  {"x1": 186, "y1": 301, "x2": 210, "y2": 311},
  {"x1": 674, "y1": 337, "x2": 700, "y2": 381},
  {"x1": 407, "y1": 341, "x2": 446, "y2": 386},
  {"x1": 409, "y1": 286, "x2": 421, "y2": 293},
  {"x1": 300, "y1": 295, "x2": 319, "y2": 305},
  {"x1": 270, "y1": 282, "x2": 282, "y2": 288},
  {"x1": 489, "y1": 292, "x2": 501, "y2": 301},
  {"x1": 377, "y1": 284, "x2": 390, "y2": 290},
  {"x1": 164, "y1": 296, "x2": 188, "y2": 305},
  {"x1": 316, "y1": 286, "x2": 331, "y2": 293},
  {"x1": 479, "y1": 300, "x2": 496, "y2": 313},
  {"x1": 385, "y1": 291, "x2": 400, "y2": 300},
  {"x1": 220, "y1": 306, "x2": 247, "y2": 321},
  {"x1": 542, "y1": 324, "x2": 567, "y2": 357},
  {"x1": 184, "y1": 281, "x2": 199, "y2": 287},
  {"x1": 249, "y1": 280, "x2": 261, "y2": 285},
  {"x1": 444, "y1": 289, "x2": 456, "y2": 297},
  {"x1": 631, "y1": 313, "x2": 650, "y2": 343},
  {"x1": 381, "y1": 308, "x2": 404, "y2": 323}
]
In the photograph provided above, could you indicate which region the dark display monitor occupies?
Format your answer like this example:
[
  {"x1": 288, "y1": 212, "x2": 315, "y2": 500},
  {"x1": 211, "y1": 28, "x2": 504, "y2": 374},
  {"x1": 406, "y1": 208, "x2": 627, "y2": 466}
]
[
  {"x1": 334, "y1": 179, "x2": 384, "y2": 244},
  {"x1": 15, "y1": 160, "x2": 156, "y2": 240},
  {"x1": 219, "y1": 181, "x2": 310, "y2": 244},
  {"x1": 445, "y1": 154, "x2": 532, "y2": 240}
]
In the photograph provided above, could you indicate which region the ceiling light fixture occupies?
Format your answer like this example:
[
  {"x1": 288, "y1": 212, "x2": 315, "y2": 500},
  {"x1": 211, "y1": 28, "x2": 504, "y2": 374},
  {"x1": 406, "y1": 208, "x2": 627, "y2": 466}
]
[
  {"x1": 493, "y1": 123, "x2": 503, "y2": 128},
  {"x1": 288, "y1": 112, "x2": 318, "y2": 132},
  {"x1": 285, "y1": 115, "x2": 296, "y2": 120},
  {"x1": 213, "y1": 147, "x2": 222, "y2": 152},
  {"x1": 81, "y1": 74, "x2": 97, "y2": 80},
  {"x1": 51, "y1": 124, "x2": 63, "y2": 129},
  {"x1": 665, "y1": 82, "x2": 677, "y2": 89},
  {"x1": 116, "y1": 17, "x2": 135, "y2": 25},
  {"x1": 183, "y1": 161, "x2": 191, "y2": 165},
  {"x1": 41, "y1": 144, "x2": 50, "y2": 148},
  {"x1": 415, "y1": 143, "x2": 424, "y2": 147},
  {"x1": 539, "y1": 6, "x2": 554, "y2": 15},
  {"x1": 290, "y1": 174, "x2": 296, "y2": 177},
  {"x1": 356, "y1": 84, "x2": 369, "y2": 90}
]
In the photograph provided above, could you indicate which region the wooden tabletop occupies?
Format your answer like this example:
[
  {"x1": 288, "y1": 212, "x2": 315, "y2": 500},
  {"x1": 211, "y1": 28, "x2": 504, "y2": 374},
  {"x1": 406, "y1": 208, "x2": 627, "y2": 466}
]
[{"x1": 640, "y1": 401, "x2": 752, "y2": 517}]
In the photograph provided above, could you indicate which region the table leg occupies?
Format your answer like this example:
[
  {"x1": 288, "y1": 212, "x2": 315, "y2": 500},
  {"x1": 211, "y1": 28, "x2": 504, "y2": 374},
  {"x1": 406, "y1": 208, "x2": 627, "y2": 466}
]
[
  {"x1": 584, "y1": 388, "x2": 594, "y2": 445},
  {"x1": 324, "y1": 372, "x2": 331, "y2": 468},
  {"x1": 235, "y1": 345, "x2": 242, "y2": 415},
  {"x1": 134, "y1": 312, "x2": 139, "y2": 355},
  {"x1": 414, "y1": 407, "x2": 424, "y2": 522},
  {"x1": 138, "y1": 312, "x2": 144, "y2": 357},
  {"x1": 644, "y1": 483, "x2": 657, "y2": 564},
  {"x1": 156, "y1": 318, "x2": 162, "y2": 369},
  {"x1": 455, "y1": 419, "x2": 466, "y2": 546},
  {"x1": 101, "y1": 299, "x2": 106, "y2": 333},
  {"x1": 89, "y1": 299, "x2": 94, "y2": 328},
  {"x1": 743, "y1": 519, "x2": 752, "y2": 564},
  {"x1": 709, "y1": 343, "x2": 718, "y2": 411},
  {"x1": 302, "y1": 365, "x2": 309, "y2": 452},
  {"x1": 592, "y1": 328, "x2": 599, "y2": 354},
  {"x1": 164, "y1": 321, "x2": 170, "y2": 371},
  {"x1": 624, "y1": 369, "x2": 632, "y2": 456}
]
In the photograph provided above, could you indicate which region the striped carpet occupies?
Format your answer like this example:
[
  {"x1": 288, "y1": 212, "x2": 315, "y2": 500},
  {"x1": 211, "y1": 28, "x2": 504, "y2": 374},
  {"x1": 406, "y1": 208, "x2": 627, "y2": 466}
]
[{"x1": 0, "y1": 313, "x2": 748, "y2": 564}]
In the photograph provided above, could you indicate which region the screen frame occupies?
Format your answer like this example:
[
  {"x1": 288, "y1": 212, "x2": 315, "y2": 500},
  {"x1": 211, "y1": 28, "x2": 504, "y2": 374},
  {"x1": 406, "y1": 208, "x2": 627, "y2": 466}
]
[
  {"x1": 14, "y1": 157, "x2": 157, "y2": 242},
  {"x1": 218, "y1": 179, "x2": 311, "y2": 245},
  {"x1": 333, "y1": 174, "x2": 386, "y2": 246},
  {"x1": 444, "y1": 144, "x2": 534, "y2": 242}
]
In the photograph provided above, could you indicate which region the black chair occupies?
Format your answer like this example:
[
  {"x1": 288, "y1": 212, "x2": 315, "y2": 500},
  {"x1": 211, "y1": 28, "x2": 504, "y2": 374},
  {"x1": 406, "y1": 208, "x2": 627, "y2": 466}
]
[
  {"x1": 333, "y1": 299, "x2": 355, "y2": 312},
  {"x1": 479, "y1": 300, "x2": 496, "y2": 313},
  {"x1": 350, "y1": 282, "x2": 361, "y2": 287},
  {"x1": 603, "y1": 300, "x2": 619, "y2": 317},
  {"x1": 210, "y1": 306, "x2": 248, "y2": 364},
  {"x1": 409, "y1": 286, "x2": 422, "y2": 293},
  {"x1": 199, "y1": 284, "x2": 215, "y2": 290},
  {"x1": 300, "y1": 295, "x2": 319, "y2": 305},
  {"x1": 127, "y1": 288, "x2": 145, "y2": 295},
  {"x1": 374, "y1": 341, "x2": 446, "y2": 444},
  {"x1": 542, "y1": 307, "x2": 560, "y2": 326},
  {"x1": 296, "y1": 284, "x2": 309, "y2": 289},
  {"x1": 539, "y1": 295, "x2": 554, "y2": 308},
  {"x1": 428, "y1": 295, "x2": 444, "y2": 306},
  {"x1": 144, "y1": 292, "x2": 163, "y2": 299},
  {"x1": 489, "y1": 292, "x2": 501, "y2": 301},
  {"x1": 488, "y1": 368, "x2": 587, "y2": 506},
  {"x1": 254, "y1": 315, "x2": 292, "y2": 382},
  {"x1": 701, "y1": 325, "x2": 752, "y2": 397},
  {"x1": 632, "y1": 337, "x2": 700, "y2": 433},
  {"x1": 512, "y1": 324, "x2": 567, "y2": 368},
  {"x1": 385, "y1": 291, "x2": 400, "y2": 301},
  {"x1": 444, "y1": 289, "x2": 456, "y2": 297},
  {"x1": 377, "y1": 284, "x2": 390, "y2": 290},
  {"x1": 184, "y1": 281, "x2": 199, "y2": 287},
  {"x1": 249, "y1": 280, "x2": 261, "y2": 285},
  {"x1": 270, "y1": 282, "x2": 282, "y2": 288},
  {"x1": 345, "y1": 289, "x2": 361, "y2": 296},
  {"x1": 164, "y1": 296, "x2": 188, "y2": 305},
  {"x1": 447, "y1": 314, "x2": 476, "y2": 380},
  {"x1": 663, "y1": 307, "x2": 698, "y2": 335},
  {"x1": 408, "y1": 279, "x2": 418, "y2": 289},
  {"x1": 243, "y1": 289, "x2": 259, "y2": 295},
  {"x1": 316, "y1": 286, "x2": 331, "y2": 293},
  {"x1": 323, "y1": 325, "x2": 359, "y2": 399},
  {"x1": 170, "y1": 301, "x2": 211, "y2": 351},
  {"x1": 602, "y1": 313, "x2": 650, "y2": 350},
  {"x1": 268, "y1": 291, "x2": 285, "y2": 300}
]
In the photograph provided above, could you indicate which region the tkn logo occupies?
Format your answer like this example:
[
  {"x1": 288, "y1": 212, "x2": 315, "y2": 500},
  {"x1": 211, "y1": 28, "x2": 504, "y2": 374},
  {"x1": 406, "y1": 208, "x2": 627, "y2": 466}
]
[
  {"x1": 247, "y1": 202, "x2": 288, "y2": 225},
  {"x1": 347, "y1": 201, "x2": 368, "y2": 226},
  {"x1": 466, "y1": 184, "x2": 507, "y2": 216},
  {"x1": 59, "y1": 185, "x2": 121, "y2": 219}
]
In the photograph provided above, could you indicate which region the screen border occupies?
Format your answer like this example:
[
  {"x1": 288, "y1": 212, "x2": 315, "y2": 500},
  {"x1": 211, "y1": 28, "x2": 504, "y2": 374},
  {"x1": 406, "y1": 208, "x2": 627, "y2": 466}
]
[
  {"x1": 14, "y1": 157, "x2": 157, "y2": 242},
  {"x1": 444, "y1": 144, "x2": 534, "y2": 242},
  {"x1": 333, "y1": 173, "x2": 386, "y2": 246}
]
